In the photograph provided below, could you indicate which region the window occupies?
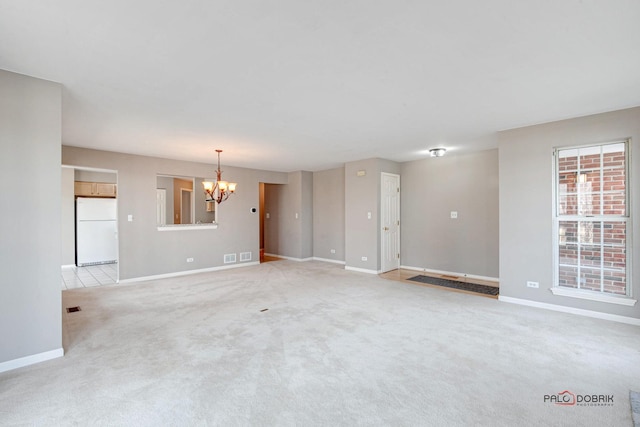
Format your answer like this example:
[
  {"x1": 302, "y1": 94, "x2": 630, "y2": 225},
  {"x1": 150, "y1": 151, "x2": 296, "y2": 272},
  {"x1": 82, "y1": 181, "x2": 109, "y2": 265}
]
[{"x1": 554, "y1": 141, "x2": 631, "y2": 301}]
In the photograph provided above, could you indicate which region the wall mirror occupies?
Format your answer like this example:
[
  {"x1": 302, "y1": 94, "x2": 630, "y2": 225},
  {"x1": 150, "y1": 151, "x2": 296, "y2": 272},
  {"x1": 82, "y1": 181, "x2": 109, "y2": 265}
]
[{"x1": 156, "y1": 175, "x2": 216, "y2": 227}]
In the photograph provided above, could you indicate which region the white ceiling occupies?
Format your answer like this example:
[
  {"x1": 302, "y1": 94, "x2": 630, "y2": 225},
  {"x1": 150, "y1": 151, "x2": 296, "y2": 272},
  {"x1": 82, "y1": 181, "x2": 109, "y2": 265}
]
[{"x1": 1, "y1": 1, "x2": 639, "y2": 172}]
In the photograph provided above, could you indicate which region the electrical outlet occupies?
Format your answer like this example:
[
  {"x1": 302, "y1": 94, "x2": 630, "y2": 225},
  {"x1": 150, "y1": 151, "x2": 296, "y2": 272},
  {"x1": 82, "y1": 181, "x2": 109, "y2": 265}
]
[
  {"x1": 361, "y1": 256, "x2": 367, "y2": 261},
  {"x1": 330, "y1": 249, "x2": 336, "y2": 254},
  {"x1": 186, "y1": 258, "x2": 194, "y2": 263},
  {"x1": 527, "y1": 281, "x2": 539, "y2": 288},
  {"x1": 450, "y1": 211, "x2": 458, "y2": 219}
]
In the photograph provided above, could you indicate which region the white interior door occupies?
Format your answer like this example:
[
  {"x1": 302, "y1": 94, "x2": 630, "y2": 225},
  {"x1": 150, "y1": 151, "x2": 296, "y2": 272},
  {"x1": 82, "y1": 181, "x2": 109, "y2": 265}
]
[{"x1": 381, "y1": 172, "x2": 400, "y2": 273}]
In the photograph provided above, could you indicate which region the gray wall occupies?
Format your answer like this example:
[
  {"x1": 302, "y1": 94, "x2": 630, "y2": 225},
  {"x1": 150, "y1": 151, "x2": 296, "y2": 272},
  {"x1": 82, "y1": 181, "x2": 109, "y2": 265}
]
[
  {"x1": 263, "y1": 171, "x2": 313, "y2": 259},
  {"x1": 0, "y1": 69, "x2": 62, "y2": 363},
  {"x1": 285, "y1": 171, "x2": 303, "y2": 258},
  {"x1": 401, "y1": 149, "x2": 499, "y2": 278},
  {"x1": 313, "y1": 167, "x2": 345, "y2": 262},
  {"x1": 62, "y1": 146, "x2": 288, "y2": 280},
  {"x1": 61, "y1": 167, "x2": 76, "y2": 266},
  {"x1": 74, "y1": 170, "x2": 117, "y2": 183},
  {"x1": 344, "y1": 158, "x2": 400, "y2": 271},
  {"x1": 300, "y1": 171, "x2": 313, "y2": 259},
  {"x1": 498, "y1": 107, "x2": 640, "y2": 318},
  {"x1": 345, "y1": 159, "x2": 379, "y2": 271}
]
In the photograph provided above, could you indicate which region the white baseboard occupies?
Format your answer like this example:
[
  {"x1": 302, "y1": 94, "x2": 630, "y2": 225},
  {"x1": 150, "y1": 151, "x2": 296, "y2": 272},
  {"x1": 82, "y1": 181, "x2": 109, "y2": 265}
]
[
  {"x1": 119, "y1": 261, "x2": 260, "y2": 284},
  {"x1": 344, "y1": 266, "x2": 379, "y2": 275},
  {"x1": 498, "y1": 295, "x2": 640, "y2": 326},
  {"x1": 312, "y1": 257, "x2": 346, "y2": 265},
  {"x1": 61, "y1": 264, "x2": 76, "y2": 270},
  {"x1": 264, "y1": 253, "x2": 314, "y2": 262},
  {"x1": 0, "y1": 348, "x2": 64, "y2": 374},
  {"x1": 400, "y1": 265, "x2": 499, "y2": 283},
  {"x1": 265, "y1": 253, "x2": 346, "y2": 265}
]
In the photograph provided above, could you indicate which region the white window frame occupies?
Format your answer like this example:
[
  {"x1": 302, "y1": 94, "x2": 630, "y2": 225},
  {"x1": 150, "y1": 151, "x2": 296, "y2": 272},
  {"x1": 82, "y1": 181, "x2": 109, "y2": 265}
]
[{"x1": 552, "y1": 140, "x2": 635, "y2": 306}]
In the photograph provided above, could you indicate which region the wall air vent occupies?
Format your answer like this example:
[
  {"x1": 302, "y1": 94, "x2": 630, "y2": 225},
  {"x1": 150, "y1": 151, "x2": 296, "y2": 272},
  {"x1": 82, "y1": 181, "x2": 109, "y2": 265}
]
[
  {"x1": 224, "y1": 253, "x2": 237, "y2": 264},
  {"x1": 240, "y1": 252, "x2": 252, "y2": 262}
]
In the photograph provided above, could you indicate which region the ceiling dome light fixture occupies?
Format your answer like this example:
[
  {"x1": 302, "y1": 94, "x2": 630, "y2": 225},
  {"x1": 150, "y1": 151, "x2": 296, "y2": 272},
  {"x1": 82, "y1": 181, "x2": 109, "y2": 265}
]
[
  {"x1": 202, "y1": 149, "x2": 237, "y2": 204},
  {"x1": 429, "y1": 148, "x2": 447, "y2": 157}
]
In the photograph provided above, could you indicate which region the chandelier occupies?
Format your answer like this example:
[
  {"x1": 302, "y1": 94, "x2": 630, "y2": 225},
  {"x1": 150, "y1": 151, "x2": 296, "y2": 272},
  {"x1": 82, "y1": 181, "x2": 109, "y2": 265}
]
[{"x1": 202, "y1": 149, "x2": 237, "y2": 204}]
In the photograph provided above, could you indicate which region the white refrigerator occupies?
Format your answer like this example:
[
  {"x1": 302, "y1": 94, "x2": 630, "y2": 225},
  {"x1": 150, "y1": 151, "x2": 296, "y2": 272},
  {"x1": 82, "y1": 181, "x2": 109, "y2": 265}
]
[{"x1": 76, "y1": 197, "x2": 118, "y2": 266}]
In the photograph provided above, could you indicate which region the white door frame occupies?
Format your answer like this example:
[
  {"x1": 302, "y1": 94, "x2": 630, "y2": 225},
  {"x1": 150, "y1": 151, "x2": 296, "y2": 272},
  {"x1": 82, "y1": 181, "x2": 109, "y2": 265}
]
[{"x1": 380, "y1": 172, "x2": 400, "y2": 273}]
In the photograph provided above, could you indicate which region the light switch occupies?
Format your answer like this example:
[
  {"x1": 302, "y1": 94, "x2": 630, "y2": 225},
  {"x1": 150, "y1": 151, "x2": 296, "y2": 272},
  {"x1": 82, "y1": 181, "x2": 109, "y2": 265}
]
[
  {"x1": 266, "y1": 213, "x2": 270, "y2": 219},
  {"x1": 295, "y1": 213, "x2": 299, "y2": 219},
  {"x1": 367, "y1": 212, "x2": 372, "y2": 219},
  {"x1": 128, "y1": 214, "x2": 133, "y2": 222}
]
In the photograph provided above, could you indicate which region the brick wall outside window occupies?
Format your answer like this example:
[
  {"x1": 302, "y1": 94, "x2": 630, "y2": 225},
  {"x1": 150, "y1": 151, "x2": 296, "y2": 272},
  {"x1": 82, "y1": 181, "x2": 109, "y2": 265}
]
[{"x1": 556, "y1": 142, "x2": 628, "y2": 296}]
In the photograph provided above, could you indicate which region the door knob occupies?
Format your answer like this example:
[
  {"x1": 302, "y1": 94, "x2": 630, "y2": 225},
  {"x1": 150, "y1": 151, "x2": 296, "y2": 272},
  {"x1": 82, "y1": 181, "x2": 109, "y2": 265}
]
[{"x1": 383, "y1": 227, "x2": 389, "y2": 231}]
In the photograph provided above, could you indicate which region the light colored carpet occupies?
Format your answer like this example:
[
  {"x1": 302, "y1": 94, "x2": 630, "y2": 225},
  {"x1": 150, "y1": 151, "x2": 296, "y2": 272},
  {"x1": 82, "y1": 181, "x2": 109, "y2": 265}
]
[
  {"x1": 631, "y1": 391, "x2": 640, "y2": 426},
  {"x1": 0, "y1": 260, "x2": 638, "y2": 426}
]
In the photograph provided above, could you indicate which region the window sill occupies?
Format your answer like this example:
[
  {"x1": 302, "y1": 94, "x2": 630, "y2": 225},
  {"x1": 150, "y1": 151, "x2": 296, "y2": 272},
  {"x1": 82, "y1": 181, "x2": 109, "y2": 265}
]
[
  {"x1": 157, "y1": 223, "x2": 218, "y2": 231},
  {"x1": 550, "y1": 287, "x2": 636, "y2": 306}
]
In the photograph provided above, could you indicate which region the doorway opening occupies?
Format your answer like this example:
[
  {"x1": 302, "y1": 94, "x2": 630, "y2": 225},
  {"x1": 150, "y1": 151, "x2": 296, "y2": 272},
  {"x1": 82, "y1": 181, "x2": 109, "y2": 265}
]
[
  {"x1": 259, "y1": 182, "x2": 283, "y2": 263},
  {"x1": 260, "y1": 183, "x2": 265, "y2": 262},
  {"x1": 61, "y1": 165, "x2": 119, "y2": 287}
]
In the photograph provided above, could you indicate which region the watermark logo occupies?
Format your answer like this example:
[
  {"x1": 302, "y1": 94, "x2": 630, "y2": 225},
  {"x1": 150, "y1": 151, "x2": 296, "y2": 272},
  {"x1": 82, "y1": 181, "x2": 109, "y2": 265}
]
[
  {"x1": 545, "y1": 390, "x2": 576, "y2": 406},
  {"x1": 544, "y1": 391, "x2": 614, "y2": 407}
]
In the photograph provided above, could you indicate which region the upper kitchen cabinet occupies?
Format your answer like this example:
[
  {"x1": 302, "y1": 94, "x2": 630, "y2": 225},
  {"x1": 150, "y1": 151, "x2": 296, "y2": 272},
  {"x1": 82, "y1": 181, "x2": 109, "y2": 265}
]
[{"x1": 74, "y1": 181, "x2": 117, "y2": 198}]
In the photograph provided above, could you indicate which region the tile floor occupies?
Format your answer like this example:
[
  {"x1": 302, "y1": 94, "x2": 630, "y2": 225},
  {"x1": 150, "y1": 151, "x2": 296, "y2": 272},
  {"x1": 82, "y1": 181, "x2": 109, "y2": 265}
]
[{"x1": 61, "y1": 263, "x2": 118, "y2": 290}]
